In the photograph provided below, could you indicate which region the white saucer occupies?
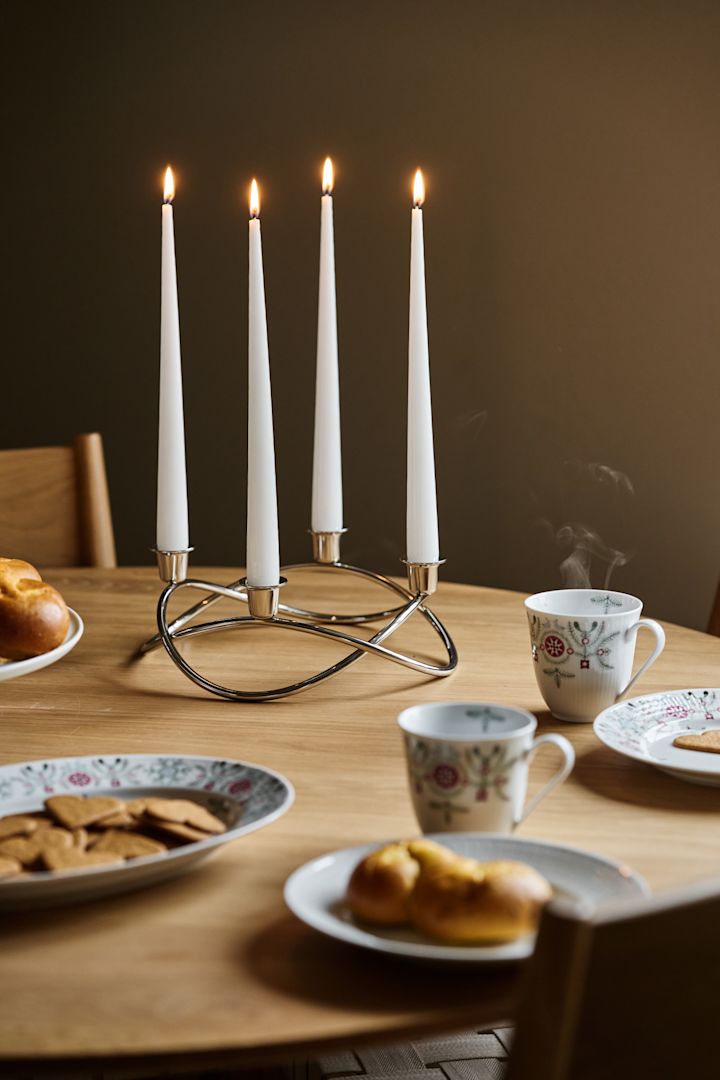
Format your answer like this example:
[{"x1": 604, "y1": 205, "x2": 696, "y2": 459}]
[
  {"x1": 594, "y1": 688, "x2": 720, "y2": 785},
  {"x1": 284, "y1": 833, "x2": 647, "y2": 965},
  {"x1": 0, "y1": 608, "x2": 84, "y2": 682},
  {"x1": 0, "y1": 753, "x2": 294, "y2": 908}
]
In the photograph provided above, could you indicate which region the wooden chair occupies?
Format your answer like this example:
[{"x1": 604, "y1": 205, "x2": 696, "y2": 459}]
[
  {"x1": 310, "y1": 878, "x2": 720, "y2": 1080},
  {"x1": 507, "y1": 877, "x2": 720, "y2": 1080},
  {"x1": 0, "y1": 433, "x2": 116, "y2": 568},
  {"x1": 709, "y1": 580, "x2": 720, "y2": 636}
]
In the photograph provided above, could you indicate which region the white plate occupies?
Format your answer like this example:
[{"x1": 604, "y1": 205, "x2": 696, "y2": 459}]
[
  {"x1": 0, "y1": 608, "x2": 84, "y2": 682},
  {"x1": 0, "y1": 753, "x2": 294, "y2": 908},
  {"x1": 284, "y1": 833, "x2": 647, "y2": 964},
  {"x1": 594, "y1": 688, "x2": 720, "y2": 785}
]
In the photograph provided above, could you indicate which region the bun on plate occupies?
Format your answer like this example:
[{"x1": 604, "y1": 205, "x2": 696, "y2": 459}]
[
  {"x1": 346, "y1": 839, "x2": 553, "y2": 943},
  {"x1": 345, "y1": 838, "x2": 457, "y2": 925},
  {"x1": 408, "y1": 856, "x2": 552, "y2": 943},
  {"x1": 0, "y1": 558, "x2": 70, "y2": 660}
]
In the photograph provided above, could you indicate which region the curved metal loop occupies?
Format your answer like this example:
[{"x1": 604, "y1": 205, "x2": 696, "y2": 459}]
[
  {"x1": 152, "y1": 565, "x2": 457, "y2": 702},
  {"x1": 138, "y1": 561, "x2": 411, "y2": 657}
]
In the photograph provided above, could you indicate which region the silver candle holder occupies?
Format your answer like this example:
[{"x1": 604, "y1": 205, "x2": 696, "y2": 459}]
[{"x1": 137, "y1": 533, "x2": 457, "y2": 701}]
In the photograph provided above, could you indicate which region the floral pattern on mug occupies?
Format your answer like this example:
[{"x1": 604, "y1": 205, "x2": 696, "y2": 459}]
[
  {"x1": 529, "y1": 614, "x2": 620, "y2": 689},
  {"x1": 404, "y1": 736, "x2": 516, "y2": 824}
]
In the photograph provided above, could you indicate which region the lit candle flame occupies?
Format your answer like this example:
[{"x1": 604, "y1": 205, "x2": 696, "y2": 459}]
[
  {"x1": 413, "y1": 168, "x2": 425, "y2": 208},
  {"x1": 163, "y1": 166, "x2": 175, "y2": 203},
  {"x1": 322, "y1": 157, "x2": 334, "y2": 195},
  {"x1": 250, "y1": 178, "x2": 260, "y2": 218}
]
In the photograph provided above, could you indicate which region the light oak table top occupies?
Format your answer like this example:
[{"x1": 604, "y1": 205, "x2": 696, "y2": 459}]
[{"x1": 1, "y1": 567, "x2": 720, "y2": 1075}]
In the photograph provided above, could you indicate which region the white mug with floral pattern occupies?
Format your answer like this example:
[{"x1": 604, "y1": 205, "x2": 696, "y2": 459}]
[
  {"x1": 398, "y1": 702, "x2": 574, "y2": 834},
  {"x1": 525, "y1": 589, "x2": 666, "y2": 723}
]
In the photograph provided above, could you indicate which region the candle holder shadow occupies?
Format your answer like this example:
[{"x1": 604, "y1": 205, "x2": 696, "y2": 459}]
[{"x1": 136, "y1": 534, "x2": 458, "y2": 701}]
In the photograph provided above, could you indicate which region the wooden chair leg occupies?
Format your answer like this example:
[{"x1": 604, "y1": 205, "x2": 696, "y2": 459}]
[
  {"x1": 74, "y1": 433, "x2": 117, "y2": 568},
  {"x1": 709, "y1": 579, "x2": 720, "y2": 637}
]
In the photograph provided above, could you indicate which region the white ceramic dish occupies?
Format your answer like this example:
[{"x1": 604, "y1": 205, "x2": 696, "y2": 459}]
[
  {"x1": 0, "y1": 753, "x2": 294, "y2": 908},
  {"x1": 594, "y1": 688, "x2": 720, "y2": 786},
  {"x1": 284, "y1": 833, "x2": 647, "y2": 965},
  {"x1": 0, "y1": 608, "x2": 84, "y2": 682}
]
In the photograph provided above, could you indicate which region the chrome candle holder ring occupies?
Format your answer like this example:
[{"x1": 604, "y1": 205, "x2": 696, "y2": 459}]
[{"x1": 137, "y1": 534, "x2": 457, "y2": 701}]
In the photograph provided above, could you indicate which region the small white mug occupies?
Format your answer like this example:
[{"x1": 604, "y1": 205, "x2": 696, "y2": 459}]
[
  {"x1": 398, "y1": 701, "x2": 574, "y2": 834},
  {"x1": 525, "y1": 588, "x2": 666, "y2": 723}
]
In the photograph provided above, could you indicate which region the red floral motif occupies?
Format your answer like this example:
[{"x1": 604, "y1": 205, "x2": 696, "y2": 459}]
[
  {"x1": 665, "y1": 706, "x2": 690, "y2": 719},
  {"x1": 543, "y1": 634, "x2": 565, "y2": 659},
  {"x1": 68, "y1": 772, "x2": 91, "y2": 787},
  {"x1": 229, "y1": 779, "x2": 252, "y2": 796},
  {"x1": 432, "y1": 763, "x2": 460, "y2": 790},
  {"x1": 580, "y1": 659, "x2": 590, "y2": 669}
]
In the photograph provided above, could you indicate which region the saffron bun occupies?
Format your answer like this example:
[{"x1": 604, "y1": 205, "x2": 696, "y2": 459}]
[
  {"x1": 0, "y1": 558, "x2": 70, "y2": 660},
  {"x1": 345, "y1": 839, "x2": 457, "y2": 925},
  {"x1": 408, "y1": 857, "x2": 552, "y2": 943}
]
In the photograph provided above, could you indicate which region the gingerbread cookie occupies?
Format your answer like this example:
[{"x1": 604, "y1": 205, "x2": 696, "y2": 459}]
[
  {"x1": 90, "y1": 830, "x2": 166, "y2": 858},
  {"x1": 0, "y1": 792, "x2": 229, "y2": 875},
  {"x1": 45, "y1": 795, "x2": 124, "y2": 829},
  {"x1": 143, "y1": 798, "x2": 225, "y2": 835},
  {"x1": 673, "y1": 729, "x2": 720, "y2": 754}
]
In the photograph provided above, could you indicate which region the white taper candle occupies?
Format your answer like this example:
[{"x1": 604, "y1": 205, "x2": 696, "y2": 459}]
[
  {"x1": 246, "y1": 179, "x2": 281, "y2": 586},
  {"x1": 406, "y1": 168, "x2": 439, "y2": 564},
  {"x1": 311, "y1": 157, "x2": 343, "y2": 532},
  {"x1": 157, "y1": 165, "x2": 189, "y2": 552}
]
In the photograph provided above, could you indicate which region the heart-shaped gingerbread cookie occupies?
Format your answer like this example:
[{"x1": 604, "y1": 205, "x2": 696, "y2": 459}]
[
  {"x1": 45, "y1": 795, "x2": 124, "y2": 828},
  {"x1": 42, "y1": 848, "x2": 125, "y2": 872},
  {"x1": 673, "y1": 729, "x2": 720, "y2": 754},
  {"x1": 90, "y1": 830, "x2": 166, "y2": 858},
  {"x1": 0, "y1": 827, "x2": 74, "y2": 866},
  {"x1": 143, "y1": 798, "x2": 226, "y2": 834}
]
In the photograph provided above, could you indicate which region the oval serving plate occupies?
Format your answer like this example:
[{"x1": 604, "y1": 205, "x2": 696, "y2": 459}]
[
  {"x1": 0, "y1": 608, "x2": 84, "y2": 682},
  {"x1": 0, "y1": 753, "x2": 294, "y2": 908},
  {"x1": 284, "y1": 832, "x2": 648, "y2": 965},
  {"x1": 594, "y1": 688, "x2": 720, "y2": 786}
]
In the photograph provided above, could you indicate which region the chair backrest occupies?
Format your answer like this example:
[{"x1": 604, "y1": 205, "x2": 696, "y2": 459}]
[
  {"x1": 0, "y1": 433, "x2": 116, "y2": 568},
  {"x1": 507, "y1": 877, "x2": 720, "y2": 1080},
  {"x1": 709, "y1": 580, "x2": 720, "y2": 636}
]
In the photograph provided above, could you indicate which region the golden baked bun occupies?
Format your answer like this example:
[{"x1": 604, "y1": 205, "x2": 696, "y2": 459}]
[
  {"x1": 0, "y1": 558, "x2": 70, "y2": 660},
  {"x1": 408, "y1": 857, "x2": 552, "y2": 943},
  {"x1": 346, "y1": 839, "x2": 457, "y2": 925}
]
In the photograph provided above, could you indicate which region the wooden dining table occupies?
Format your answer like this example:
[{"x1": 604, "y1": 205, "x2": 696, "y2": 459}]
[{"x1": 2, "y1": 566, "x2": 720, "y2": 1076}]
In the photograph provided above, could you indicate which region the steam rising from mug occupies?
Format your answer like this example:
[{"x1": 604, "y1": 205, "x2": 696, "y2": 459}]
[
  {"x1": 551, "y1": 460, "x2": 634, "y2": 589},
  {"x1": 565, "y1": 460, "x2": 635, "y2": 496},
  {"x1": 556, "y1": 523, "x2": 629, "y2": 590}
]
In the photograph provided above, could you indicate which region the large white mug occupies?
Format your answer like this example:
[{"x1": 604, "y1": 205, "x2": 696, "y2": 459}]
[
  {"x1": 525, "y1": 588, "x2": 666, "y2": 723},
  {"x1": 398, "y1": 701, "x2": 574, "y2": 833}
]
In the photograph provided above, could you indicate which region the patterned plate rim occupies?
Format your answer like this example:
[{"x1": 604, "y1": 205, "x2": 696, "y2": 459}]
[
  {"x1": 0, "y1": 753, "x2": 295, "y2": 886},
  {"x1": 593, "y1": 688, "x2": 720, "y2": 774}
]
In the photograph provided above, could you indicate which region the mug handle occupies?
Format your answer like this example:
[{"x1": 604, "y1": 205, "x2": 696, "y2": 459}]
[
  {"x1": 618, "y1": 618, "x2": 666, "y2": 699},
  {"x1": 515, "y1": 733, "x2": 575, "y2": 826}
]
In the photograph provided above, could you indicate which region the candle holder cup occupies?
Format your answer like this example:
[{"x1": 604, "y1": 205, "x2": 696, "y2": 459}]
[{"x1": 136, "y1": 535, "x2": 457, "y2": 701}]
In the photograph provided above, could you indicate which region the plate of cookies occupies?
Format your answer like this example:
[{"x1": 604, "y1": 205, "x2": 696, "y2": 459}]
[
  {"x1": 0, "y1": 753, "x2": 294, "y2": 908},
  {"x1": 594, "y1": 688, "x2": 720, "y2": 785},
  {"x1": 284, "y1": 834, "x2": 647, "y2": 964},
  {"x1": 0, "y1": 558, "x2": 83, "y2": 681}
]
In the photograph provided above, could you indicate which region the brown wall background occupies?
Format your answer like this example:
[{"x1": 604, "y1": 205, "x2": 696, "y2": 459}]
[{"x1": 2, "y1": 1, "x2": 719, "y2": 629}]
